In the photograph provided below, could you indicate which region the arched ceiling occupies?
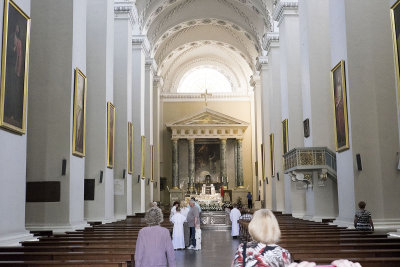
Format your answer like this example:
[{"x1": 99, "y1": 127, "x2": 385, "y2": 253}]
[{"x1": 135, "y1": 0, "x2": 273, "y2": 93}]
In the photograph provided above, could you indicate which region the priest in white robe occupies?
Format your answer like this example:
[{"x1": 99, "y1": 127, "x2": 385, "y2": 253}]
[
  {"x1": 230, "y1": 204, "x2": 241, "y2": 238},
  {"x1": 170, "y1": 206, "x2": 186, "y2": 249}
]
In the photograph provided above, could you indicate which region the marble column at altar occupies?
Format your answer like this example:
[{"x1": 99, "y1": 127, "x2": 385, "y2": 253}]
[
  {"x1": 234, "y1": 140, "x2": 238, "y2": 187},
  {"x1": 236, "y1": 139, "x2": 244, "y2": 188},
  {"x1": 220, "y1": 138, "x2": 227, "y2": 189},
  {"x1": 172, "y1": 139, "x2": 179, "y2": 189},
  {"x1": 188, "y1": 138, "x2": 195, "y2": 192}
]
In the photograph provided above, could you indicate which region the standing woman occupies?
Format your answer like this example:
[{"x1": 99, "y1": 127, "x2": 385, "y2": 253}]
[
  {"x1": 232, "y1": 209, "x2": 292, "y2": 267},
  {"x1": 135, "y1": 207, "x2": 176, "y2": 267},
  {"x1": 170, "y1": 206, "x2": 186, "y2": 250},
  {"x1": 180, "y1": 200, "x2": 190, "y2": 248}
]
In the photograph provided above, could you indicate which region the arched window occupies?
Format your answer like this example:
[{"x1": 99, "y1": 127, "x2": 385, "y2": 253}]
[{"x1": 177, "y1": 67, "x2": 232, "y2": 93}]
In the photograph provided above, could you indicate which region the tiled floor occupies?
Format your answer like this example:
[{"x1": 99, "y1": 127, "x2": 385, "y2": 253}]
[{"x1": 175, "y1": 229, "x2": 240, "y2": 267}]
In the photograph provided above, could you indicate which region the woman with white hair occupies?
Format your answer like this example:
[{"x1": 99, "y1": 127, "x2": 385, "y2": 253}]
[
  {"x1": 232, "y1": 209, "x2": 292, "y2": 267},
  {"x1": 135, "y1": 207, "x2": 176, "y2": 267}
]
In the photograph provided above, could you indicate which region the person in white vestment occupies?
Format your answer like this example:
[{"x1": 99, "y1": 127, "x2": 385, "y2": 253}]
[
  {"x1": 230, "y1": 204, "x2": 241, "y2": 239},
  {"x1": 180, "y1": 201, "x2": 190, "y2": 247},
  {"x1": 170, "y1": 201, "x2": 179, "y2": 220},
  {"x1": 170, "y1": 206, "x2": 186, "y2": 250}
]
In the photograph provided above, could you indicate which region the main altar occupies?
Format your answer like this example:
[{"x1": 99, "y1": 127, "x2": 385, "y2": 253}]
[{"x1": 167, "y1": 108, "x2": 250, "y2": 228}]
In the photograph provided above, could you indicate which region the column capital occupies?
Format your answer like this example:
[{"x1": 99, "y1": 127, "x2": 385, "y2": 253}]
[
  {"x1": 273, "y1": 0, "x2": 298, "y2": 26},
  {"x1": 187, "y1": 138, "x2": 195, "y2": 142},
  {"x1": 114, "y1": 0, "x2": 137, "y2": 26},
  {"x1": 153, "y1": 75, "x2": 164, "y2": 89},
  {"x1": 132, "y1": 35, "x2": 150, "y2": 56},
  {"x1": 171, "y1": 138, "x2": 179, "y2": 142},
  {"x1": 219, "y1": 138, "x2": 227, "y2": 142},
  {"x1": 262, "y1": 32, "x2": 280, "y2": 53},
  {"x1": 145, "y1": 58, "x2": 158, "y2": 74},
  {"x1": 256, "y1": 56, "x2": 269, "y2": 71}
]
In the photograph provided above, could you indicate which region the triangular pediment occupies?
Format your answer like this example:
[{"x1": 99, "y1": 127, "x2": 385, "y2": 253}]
[{"x1": 167, "y1": 108, "x2": 248, "y2": 127}]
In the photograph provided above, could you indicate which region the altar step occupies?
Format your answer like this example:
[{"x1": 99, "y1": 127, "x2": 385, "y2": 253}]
[{"x1": 201, "y1": 224, "x2": 232, "y2": 231}]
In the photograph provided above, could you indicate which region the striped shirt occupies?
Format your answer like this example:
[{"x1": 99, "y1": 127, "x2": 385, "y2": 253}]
[{"x1": 355, "y1": 209, "x2": 372, "y2": 230}]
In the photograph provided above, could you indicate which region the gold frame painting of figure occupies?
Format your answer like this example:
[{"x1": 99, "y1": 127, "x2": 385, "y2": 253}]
[
  {"x1": 269, "y1": 133, "x2": 275, "y2": 177},
  {"x1": 330, "y1": 60, "x2": 349, "y2": 152},
  {"x1": 72, "y1": 68, "x2": 87, "y2": 157},
  {"x1": 150, "y1": 144, "x2": 154, "y2": 182},
  {"x1": 391, "y1": 0, "x2": 400, "y2": 119},
  {"x1": 0, "y1": 0, "x2": 30, "y2": 134},
  {"x1": 128, "y1": 122, "x2": 133, "y2": 174},
  {"x1": 107, "y1": 102, "x2": 115, "y2": 168},
  {"x1": 261, "y1": 143, "x2": 265, "y2": 180},
  {"x1": 141, "y1": 135, "x2": 146, "y2": 179},
  {"x1": 282, "y1": 119, "x2": 288, "y2": 155}
]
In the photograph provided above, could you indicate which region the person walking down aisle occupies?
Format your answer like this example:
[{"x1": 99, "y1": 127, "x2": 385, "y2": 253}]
[
  {"x1": 186, "y1": 199, "x2": 200, "y2": 250},
  {"x1": 135, "y1": 207, "x2": 176, "y2": 267},
  {"x1": 247, "y1": 192, "x2": 252, "y2": 209},
  {"x1": 171, "y1": 206, "x2": 186, "y2": 250},
  {"x1": 230, "y1": 204, "x2": 241, "y2": 239}
]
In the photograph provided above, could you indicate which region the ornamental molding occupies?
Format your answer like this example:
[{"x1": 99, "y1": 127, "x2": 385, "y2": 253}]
[
  {"x1": 256, "y1": 55, "x2": 269, "y2": 71},
  {"x1": 154, "y1": 75, "x2": 164, "y2": 88},
  {"x1": 114, "y1": 0, "x2": 137, "y2": 26},
  {"x1": 263, "y1": 32, "x2": 279, "y2": 52},
  {"x1": 145, "y1": 58, "x2": 158, "y2": 74},
  {"x1": 160, "y1": 92, "x2": 251, "y2": 102},
  {"x1": 132, "y1": 35, "x2": 151, "y2": 56},
  {"x1": 273, "y1": 0, "x2": 298, "y2": 26},
  {"x1": 166, "y1": 108, "x2": 249, "y2": 140}
]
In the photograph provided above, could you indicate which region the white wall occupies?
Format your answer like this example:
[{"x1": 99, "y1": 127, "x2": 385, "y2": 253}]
[{"x1": 0, "y1": 0, "x2": 32, "y2": 246}]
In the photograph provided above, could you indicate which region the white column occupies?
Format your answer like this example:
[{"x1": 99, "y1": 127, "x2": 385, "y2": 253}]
[
  {"x1": 152, "y1": 76, "x2": 163, "y2": 201},
  {"x1": 113, "y1": 1, "x2": 134, "y2": 219},
  {"x1": 0, "y1": 0, "x2": 33, "y2": 245},
  {"x1": 144, "y1": 59, "x2": 156, "y2": 204},
  {"x1": 131, "y1": 35, "x2": 149, "y2": 213},
  {"x1": 298, "y1": 0, "x2": 338, "y2": 222},
  {"x1": 84, "y1": 0, "x2": 115, "y2": 222},
  {"x1": 330, "y1": 0, "x2": 400, "y2": 228},
  {"x1": 25, "y1": 0, "x2": 88, "y2": 234},
  {"x1": 274, "y1": 0, "x2": 306, "y2": 217}
]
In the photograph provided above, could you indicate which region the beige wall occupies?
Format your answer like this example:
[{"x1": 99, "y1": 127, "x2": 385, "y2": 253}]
[{"x1": 161, "y1": 101, "x2": 253, "y2": 203}]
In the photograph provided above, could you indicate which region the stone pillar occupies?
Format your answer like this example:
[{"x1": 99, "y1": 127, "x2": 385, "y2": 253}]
[
  {"x1": 234, "y1": 140, "x2": 238, "y2": 187},
  {"x1": 25, "y1": 0, "x2": 89, "y2": 234},
  {"x1": 220, "y1": 138, "x2": 227, "y2": 189},
  {"x1": 172, "y1": 139, "x2": 179, "y2": 189},
  {"x1": 188, "y1": 138, "x2": 195, "y2": 192},
  {"x1": 131, "y1": 35, "x2": 149, "y2": 213},
  {"x1": 274, "y1": 0, "x2": 306, "y2": 217},
  {"x1": 236, "y1": 139, "x2": 244, "y2": 188},
  {"x1": 152, "y1": 76, "x2": 163, "y2": 201},
  {"x1": 113, "y1": 0, "x2": 135, "y2": 220}
]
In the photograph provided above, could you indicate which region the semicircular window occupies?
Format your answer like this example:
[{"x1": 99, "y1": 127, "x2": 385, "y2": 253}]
[{"x1": 177, "y1": 67, "x2": 232, "y2": 93}]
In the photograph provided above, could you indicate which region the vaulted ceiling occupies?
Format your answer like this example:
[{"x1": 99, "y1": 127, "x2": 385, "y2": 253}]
[{"x1": 135, "y1": 0, "x2": 273, "y2": 93}]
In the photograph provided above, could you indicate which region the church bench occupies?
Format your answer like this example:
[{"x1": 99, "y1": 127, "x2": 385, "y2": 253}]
[
  {"x1": 278, "y1": 237, "x2": 400, "y2": 244},
  {"x1": 0, "y1": 246, "x2": 136, "y2": 253},
  {"x1": 21, "y1": 241, "x2": 137, "y2": 247},
  {"x1": 283, "y1": 242, "x2": 400, "y2": 250},
  {"x1": 295, "y1": 257, "x2": 400, "y2": 267},
  {"x1": 0, "y1": 260, "x2": 128, "y2": 266},
  {"x1": 290, "y1": 248, "x2": 400, "y2": 258},
  {"x1": 37, "y1": 237, "x2": 139, "y2": 242},
  {"x1": 0, "y1": 251, "x2": 133, "y2": 263}
]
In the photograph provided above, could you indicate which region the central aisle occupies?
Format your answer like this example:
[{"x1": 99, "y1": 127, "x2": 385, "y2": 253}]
[{"x1": 175, "y1": 229, "x2": 240, "y2": 267}]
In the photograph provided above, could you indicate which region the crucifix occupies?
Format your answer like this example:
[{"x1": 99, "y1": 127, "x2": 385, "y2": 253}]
[{"x1": 201, "y1": 89, "x2": 212, "y2": 106}]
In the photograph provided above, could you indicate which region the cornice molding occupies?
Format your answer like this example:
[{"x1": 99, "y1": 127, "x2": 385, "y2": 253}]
[
  {"x1": 132, "y1": 35, "x2": 150, "y2": 56},
  {"x1": 160, "y1": 92, "x2": 251, "y2": 102},
  {"x1": 114, "y1": 0, "x2": 137, "y2": 26},
  {"x1": 273, "y1": 0, "x2": 298, "y2": 26},
  {"x1": 263, "y1": 32, "x2": 279, "y2": 52},
  {"x1": 256, "y1": 56, "x2": 269, "y2": 71}
]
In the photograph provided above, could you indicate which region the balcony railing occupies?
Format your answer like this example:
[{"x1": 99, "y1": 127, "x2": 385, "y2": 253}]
[{"x1": 283, "y1": 147, "x2": 336, "y2": 179}]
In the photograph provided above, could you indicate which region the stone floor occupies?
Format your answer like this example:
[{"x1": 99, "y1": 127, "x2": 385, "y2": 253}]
[{"x1": 175, "y1": 229, "x2": 240, "y2": 267}]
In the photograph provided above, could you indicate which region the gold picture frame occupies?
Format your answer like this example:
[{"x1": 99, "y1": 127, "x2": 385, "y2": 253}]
[
  {"x1": 128, "y1": 122, "x2": 133, "y2": 174},
  {"x1": 282, "y1": 119, "x2": 288, "y2": 155},
  {"x1": 330, "y1": 60, "x2": 349, "y2": 152},
  {"x1": 391, "y1": 0, "x2": 400, "y2": 120},
  {"x1": 141, "y1": 135, "x2": 146, "y2": 179},
  {"x1": 107, "y1": 102, "x2": 115, "y2": 168},
  {"x1": 0, "y1": 0, "x2": 30, "y2": 134},
  {"x1": 150, "y1": 144, "x2": 154, "y2": 182},
  {"x1": 72, "y1": 68, "x2": 87, "y2": 157},
  {"x1": 269, "y1": 133, "x2": 275, "y2": 177},
  {"x1": 261, "y1": 143, "x2": 265, "y2": 180}
]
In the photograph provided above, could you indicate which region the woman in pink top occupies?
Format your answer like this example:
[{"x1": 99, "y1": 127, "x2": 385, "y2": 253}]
[{"x1": 135, "y1": 207, "x2": 176, "y2": 267}]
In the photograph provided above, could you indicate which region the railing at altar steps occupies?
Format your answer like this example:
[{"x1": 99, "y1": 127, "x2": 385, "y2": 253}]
[{"x1": 283, "y1": 147, "x2": 337, "y2": 181}]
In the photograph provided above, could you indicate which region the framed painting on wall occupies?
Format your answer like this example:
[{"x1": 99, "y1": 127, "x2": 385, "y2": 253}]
[
  {"x1": 269, "y1": 133, "x2": 275, "y2": 177},
  {"x1": 72, "y1": 68, "x2": 87, "y2": 157},
  {"x1": 107, "y1": 102, "x2": 115, "y2": 168},
  {"x1": 261, "y1": 143, "x2": 265, "y2": 180},
  {"x1": 282, "y1": 119, "x2": 288, "y2": 155},
  {"x1": 391, "y1": 0, "x2": 400, "y2": 120},
  {"x1": 150, "y1": 144, "x2": 154, "y2": 182},
  {"x1": 0, "y1": 0, "x2": 30, "y2": 134},
  {"x1": 330, "y1": 60, "x2": 349, "y2": 152},
  {"x1": 128, "y1": 122, "x2": 133, "y2": 174},
  {"x1": 141, "y1": 135, "x2": 146, "y2": 179}
]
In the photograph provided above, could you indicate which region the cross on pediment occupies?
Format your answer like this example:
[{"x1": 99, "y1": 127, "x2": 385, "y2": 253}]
[{"x1": 200, "y1": 90, "x2": 212, "y2": 106}]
